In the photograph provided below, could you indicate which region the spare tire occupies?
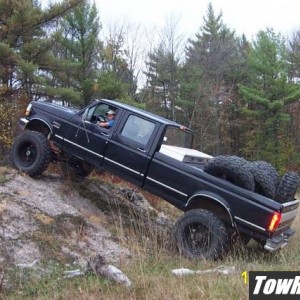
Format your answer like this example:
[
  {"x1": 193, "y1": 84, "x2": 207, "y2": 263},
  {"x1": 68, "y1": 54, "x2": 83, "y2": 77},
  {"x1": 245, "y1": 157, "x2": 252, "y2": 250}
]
[
  {"x1": 275, "y1": 171, "x2": 300, "y2": 203},
  {"x1": 249, "y1": 162, "x2": 277, "y2": 199},
  {"x1": 251, "y1": 161, "x2": 280, "y2": 188},
  {"x1": 204, "y1": 155, "x2": 255, "y2": 191}
]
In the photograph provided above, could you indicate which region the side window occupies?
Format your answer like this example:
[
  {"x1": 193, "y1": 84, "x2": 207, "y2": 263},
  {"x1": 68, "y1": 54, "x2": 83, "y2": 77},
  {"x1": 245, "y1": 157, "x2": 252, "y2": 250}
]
[
  {"x1": 85, "y1": 103, "x2": 117, "y2": 127},
  {"x1": 121, "y1": 115, "x2": 155, "y2": 145}
]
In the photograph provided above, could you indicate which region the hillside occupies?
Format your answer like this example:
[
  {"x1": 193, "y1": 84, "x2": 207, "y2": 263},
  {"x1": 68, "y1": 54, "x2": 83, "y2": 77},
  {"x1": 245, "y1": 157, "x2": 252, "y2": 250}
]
[
  {"x1": 1, "y1": 167, "x2": 300, "y2": 299},
  {"x1": 0, "y1": 167, "x2": 175, "y2": 292}
]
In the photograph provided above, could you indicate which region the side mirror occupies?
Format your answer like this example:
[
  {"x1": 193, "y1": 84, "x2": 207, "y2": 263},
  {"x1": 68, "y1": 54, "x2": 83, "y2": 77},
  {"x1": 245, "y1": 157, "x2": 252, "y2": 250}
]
[{"x1": 82, "y1": 108, "x2": 89, "y2": 121}]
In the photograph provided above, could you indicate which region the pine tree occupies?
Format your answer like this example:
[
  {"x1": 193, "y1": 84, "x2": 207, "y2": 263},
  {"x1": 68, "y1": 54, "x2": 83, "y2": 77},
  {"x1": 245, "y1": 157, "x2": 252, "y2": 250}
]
[
  {"x1": 142, "y1": 17, "x2": 183, "y2": 121},
  {"x1": 0, "y1": 0, "x2": 84, "y2": 101},
  {"x1": 183, "y1": 3, "x2": 245, "y2": 154},
  {"x1": 54, "y1": 0, "x2": 102, "y2": 107},
  {"x1": 143, "y1": 44, "x2": 179, "y2": 119},
  {"x1": 239, "y1": 29, "x2": 300, "y2": 170},
  {"x1": 97, "y1": 22, "x2": 137, "y2": 101},
  {"x1": 286, "y1": 31, "x2": 300, "y2": 159},
  {"x1": 0, "y1": 0, "x2": 83, "y2": 160}
]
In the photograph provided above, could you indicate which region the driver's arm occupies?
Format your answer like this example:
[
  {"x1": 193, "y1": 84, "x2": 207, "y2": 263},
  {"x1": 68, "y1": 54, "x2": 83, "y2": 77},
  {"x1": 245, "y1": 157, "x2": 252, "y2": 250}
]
[{"x1": 98, "y1": 121, "x2": 110, "y2": 128}]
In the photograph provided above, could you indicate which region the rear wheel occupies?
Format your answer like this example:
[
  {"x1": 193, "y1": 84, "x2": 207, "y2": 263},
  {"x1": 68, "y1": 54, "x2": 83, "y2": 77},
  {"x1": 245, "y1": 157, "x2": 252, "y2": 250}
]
[
  {"x1": 11, "y1": 130, "x2": 52, "y2": 177},
  {"x1": 174, "y1": 209, "x2": 229, "y2": 260}
]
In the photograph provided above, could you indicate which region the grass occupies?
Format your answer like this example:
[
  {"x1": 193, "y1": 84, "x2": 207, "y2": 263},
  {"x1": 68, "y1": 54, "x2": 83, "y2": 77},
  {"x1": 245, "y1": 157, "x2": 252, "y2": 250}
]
[
  {"x1": 0, "y1": 166, "x2": 11, "y2": 185},
  {"x1": 2, "y1": 179, "x2": 300, "y2": 300},
  {"x1": 5, "y1": 218, "x2": 300, "y2": 299}
]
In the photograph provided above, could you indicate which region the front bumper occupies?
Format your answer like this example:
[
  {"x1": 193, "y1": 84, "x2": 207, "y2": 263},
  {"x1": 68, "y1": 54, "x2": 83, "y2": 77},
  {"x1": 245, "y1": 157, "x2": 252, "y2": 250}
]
[
  {"x1": 264, "y1": 228, "x2": 295, "y2": 252},
  {"x1": 19, "y1": 117, "x2": 29, "y2": 129},
  {"x1": 15, "y1": 118, "x2": 29, "y2": 135}
]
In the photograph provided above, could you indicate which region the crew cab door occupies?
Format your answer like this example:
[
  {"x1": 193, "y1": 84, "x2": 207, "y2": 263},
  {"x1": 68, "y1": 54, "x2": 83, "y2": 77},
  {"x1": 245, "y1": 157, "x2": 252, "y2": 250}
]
[{"x1": 103, "y1": 113, "x2": 158, "y2": 186}]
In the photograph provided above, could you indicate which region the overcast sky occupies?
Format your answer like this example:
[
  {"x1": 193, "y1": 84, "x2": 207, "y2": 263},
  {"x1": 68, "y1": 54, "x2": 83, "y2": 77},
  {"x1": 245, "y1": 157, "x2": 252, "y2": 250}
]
[
  {"x1": 41, "y1": 0, "x2": 300, "y2": 39},
  {"x1": 95, "y1": 0, "x2": 300, "y2": 39}
]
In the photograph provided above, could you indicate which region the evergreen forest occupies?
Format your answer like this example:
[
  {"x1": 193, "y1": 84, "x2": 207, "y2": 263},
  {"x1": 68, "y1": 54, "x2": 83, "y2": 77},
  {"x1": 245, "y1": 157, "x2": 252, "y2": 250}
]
[{"x1": 1, "y1": 0, "x2": 300, "y2": 173}]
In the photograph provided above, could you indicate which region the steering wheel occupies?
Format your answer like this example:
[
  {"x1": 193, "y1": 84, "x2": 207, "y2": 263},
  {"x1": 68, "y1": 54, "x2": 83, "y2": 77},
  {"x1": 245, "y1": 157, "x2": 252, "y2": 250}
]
[{"x1": 96, "y1": 115, "x2": 106, "y2": 122}]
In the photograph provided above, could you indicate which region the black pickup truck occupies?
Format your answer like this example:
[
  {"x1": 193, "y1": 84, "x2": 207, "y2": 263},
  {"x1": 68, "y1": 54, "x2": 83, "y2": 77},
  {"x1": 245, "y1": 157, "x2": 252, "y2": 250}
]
[{"x1": 11, "y1": 99, "x2": 299, "y2": 259}]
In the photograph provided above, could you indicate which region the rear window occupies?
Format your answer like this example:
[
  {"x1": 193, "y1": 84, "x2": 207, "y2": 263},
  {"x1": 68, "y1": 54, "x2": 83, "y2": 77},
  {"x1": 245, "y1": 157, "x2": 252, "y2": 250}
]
[
  {"x1": 121, "y1": 115, "x2": 155, "y2": 145},
  {"x1": 163, "y1": 126, "x2": 193, "y2": 148}
]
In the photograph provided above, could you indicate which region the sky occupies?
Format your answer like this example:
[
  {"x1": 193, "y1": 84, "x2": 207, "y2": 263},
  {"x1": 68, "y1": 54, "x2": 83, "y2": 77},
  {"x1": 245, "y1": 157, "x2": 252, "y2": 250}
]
[
  {"x1": 95, "y1": 0, "x2": 300, "y2": 39},
  {"x1": 41, "y1": 1, "x2": 300, "y2": 39}
]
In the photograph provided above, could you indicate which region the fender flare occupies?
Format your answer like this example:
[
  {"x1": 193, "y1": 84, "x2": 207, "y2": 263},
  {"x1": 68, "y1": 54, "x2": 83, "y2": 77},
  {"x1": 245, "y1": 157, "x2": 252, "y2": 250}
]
[
  {"x1": 185, "y1": 191, "x2": 234, "y2": 227},
  {"x1": 25, "y1": 117, "x2": 53, "y2": 135}
]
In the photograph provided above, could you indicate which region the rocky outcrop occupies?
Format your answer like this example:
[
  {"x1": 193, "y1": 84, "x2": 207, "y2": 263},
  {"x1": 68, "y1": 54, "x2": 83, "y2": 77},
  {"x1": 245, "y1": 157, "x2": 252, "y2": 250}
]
[{"x1": 0, "y1": 169, "x2": 174, "y2": 290}]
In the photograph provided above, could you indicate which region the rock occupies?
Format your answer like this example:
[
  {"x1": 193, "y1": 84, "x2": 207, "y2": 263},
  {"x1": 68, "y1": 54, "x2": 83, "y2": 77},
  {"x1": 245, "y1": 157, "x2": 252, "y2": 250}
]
[
  {"x1": 0, "y1": 169, "x2": 174, "y2": 290},
  {"x1": 172, "y1": 265, "x2": 236, "y2": 277},
  {"x1": 88, "y1": 254, "x2": 132, "y2": 287}
]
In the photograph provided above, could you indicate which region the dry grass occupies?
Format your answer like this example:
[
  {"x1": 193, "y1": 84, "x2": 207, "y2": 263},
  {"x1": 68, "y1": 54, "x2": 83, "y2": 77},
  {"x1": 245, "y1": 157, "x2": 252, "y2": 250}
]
[
  {"x1": 4, "y1": 187, "x2": 300, "y2": 300},
  {"x1": 0, "y1": 166, "x2": 10, "y2": 184}
]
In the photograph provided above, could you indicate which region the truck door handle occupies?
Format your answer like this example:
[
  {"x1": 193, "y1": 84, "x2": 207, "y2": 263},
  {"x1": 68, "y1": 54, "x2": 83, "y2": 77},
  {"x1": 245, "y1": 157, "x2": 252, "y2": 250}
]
[
  {"x1": 137, "y1": 147, "x2": 146, "y2": 153},
  {"x1": 101, "y1": 132, "x2": 110, "y2": 138}
]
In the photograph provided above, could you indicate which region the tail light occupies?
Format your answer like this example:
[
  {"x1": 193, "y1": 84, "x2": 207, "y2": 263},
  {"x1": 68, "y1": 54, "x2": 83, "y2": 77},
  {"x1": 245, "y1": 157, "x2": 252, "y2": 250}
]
[{"x1": 268, "y1": 212, "x2": 282, "y2": 232}]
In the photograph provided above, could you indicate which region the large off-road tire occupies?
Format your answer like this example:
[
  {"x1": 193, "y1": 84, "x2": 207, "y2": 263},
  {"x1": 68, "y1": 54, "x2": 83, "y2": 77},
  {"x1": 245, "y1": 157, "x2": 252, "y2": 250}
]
[
  {"x1": 251, "y1": 161, "x2": 280, "y2": 188},
  {"x1": 275, "y1": 171, "x2": 300, "y2": 203},
  {"x1": 60, "y1": 158, "x2": 93, "y2": 180},
  {"x1": 11, "y1": 130, "x2": 52, "y2": 177},
  {"x1": 249, "y1": 162, "x2": 277, "y2": 199},
  {"x1": 204, "y1": 155, "x2": 255, "y2": 191},
  {"x1": 174, "y1": 209, "x2": 230, "y2": 260}
]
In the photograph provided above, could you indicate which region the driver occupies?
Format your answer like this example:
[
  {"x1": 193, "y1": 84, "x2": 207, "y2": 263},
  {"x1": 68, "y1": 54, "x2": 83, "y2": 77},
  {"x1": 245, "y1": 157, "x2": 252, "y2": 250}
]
[{"x1": 98, "y1": 110, "x2": 116, "y2": 129}]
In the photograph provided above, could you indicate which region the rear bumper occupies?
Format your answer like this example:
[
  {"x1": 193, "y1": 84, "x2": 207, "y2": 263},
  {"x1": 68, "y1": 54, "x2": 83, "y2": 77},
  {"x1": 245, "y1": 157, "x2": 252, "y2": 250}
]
[{"x1": 264, "y1": 228, "x2": 295, "y2": 252}]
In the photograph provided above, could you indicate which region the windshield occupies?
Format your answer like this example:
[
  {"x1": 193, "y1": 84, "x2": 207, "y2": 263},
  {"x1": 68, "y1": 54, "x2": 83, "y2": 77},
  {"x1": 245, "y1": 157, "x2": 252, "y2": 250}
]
[{"x1": 162, "y1": 126, "x2": 193, "y2": 148}]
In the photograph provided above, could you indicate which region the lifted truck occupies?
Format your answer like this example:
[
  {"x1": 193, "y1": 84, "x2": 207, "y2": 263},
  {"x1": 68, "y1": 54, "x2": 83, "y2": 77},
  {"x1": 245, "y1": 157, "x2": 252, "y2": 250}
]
[{"x1": 12, "y1": 99, "x2": 300, "y2": 259}]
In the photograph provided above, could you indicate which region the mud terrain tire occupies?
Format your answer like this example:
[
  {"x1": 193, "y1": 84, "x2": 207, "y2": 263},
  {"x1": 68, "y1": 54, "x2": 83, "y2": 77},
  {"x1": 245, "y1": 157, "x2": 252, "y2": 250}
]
[
  {"x1": 204, "y1": 155, "x2": 255, "y2": 191},
  {"x1": 251, "y1": 161, "x2": 280, "y2": 188},
  {"x1": 275, "y1": 171, "x2": 300, "y2": 203},
  {"x1": 11, "y1": 130, "x2": 52, "y2": 177},
  {"x1": 174, "y1": 209, "x2": 229, "y2": 260},
  {"x1": 249, "y1": 163, "x2": 277, "y2": 199}
]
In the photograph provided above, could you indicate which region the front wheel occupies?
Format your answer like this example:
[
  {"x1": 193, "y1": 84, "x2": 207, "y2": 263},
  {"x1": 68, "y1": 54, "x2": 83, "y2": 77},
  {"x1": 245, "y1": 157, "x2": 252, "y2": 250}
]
[
  {"x1": 174, "y1": 209, "x2": 229, "y2": 260},
  {"x1": 11, "y1": 130, "x2": 52, "y2": 177}
]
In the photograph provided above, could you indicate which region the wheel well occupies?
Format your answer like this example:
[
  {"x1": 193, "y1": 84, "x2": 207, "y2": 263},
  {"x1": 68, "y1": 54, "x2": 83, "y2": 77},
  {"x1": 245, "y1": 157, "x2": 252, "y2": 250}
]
[
  {"x1": 26, "y1": 120, "x2": 51, "y2": 137},
  {"x1": 185, "y1": 196, "x2": 233, "y2": 227}
]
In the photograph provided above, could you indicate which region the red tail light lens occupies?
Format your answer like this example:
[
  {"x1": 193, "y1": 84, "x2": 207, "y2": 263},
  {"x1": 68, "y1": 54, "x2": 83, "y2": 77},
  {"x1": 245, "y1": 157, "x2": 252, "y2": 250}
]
[{"x1": 268, "y1": 212, "x2": 281, "y2": 232}]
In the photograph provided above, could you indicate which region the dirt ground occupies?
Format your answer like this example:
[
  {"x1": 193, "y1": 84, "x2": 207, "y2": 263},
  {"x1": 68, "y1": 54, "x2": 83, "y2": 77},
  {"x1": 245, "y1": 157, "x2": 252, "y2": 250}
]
[{"x1": 0, "y1": 168, "x2": 173, "y2": 290}]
